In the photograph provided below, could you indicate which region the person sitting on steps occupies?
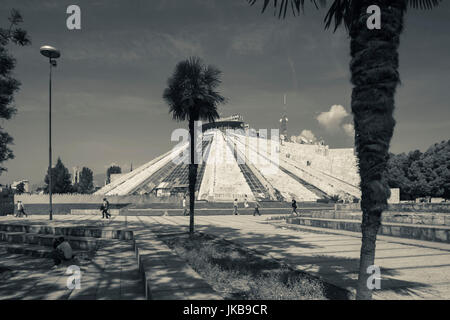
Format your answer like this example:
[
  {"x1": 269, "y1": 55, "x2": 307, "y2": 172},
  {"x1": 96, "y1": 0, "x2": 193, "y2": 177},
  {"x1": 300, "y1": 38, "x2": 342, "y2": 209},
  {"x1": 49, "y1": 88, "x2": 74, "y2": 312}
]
[{"x1": 52, "y1": 236, "x2": 73, "y2": 266}]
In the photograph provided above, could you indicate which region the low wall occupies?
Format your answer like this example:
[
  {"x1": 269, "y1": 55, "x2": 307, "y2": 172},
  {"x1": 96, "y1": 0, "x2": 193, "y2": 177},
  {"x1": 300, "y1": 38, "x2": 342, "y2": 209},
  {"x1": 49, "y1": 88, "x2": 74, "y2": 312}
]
[
  {"x1": 335, "y1": 202, "x2": 450, "y2": 213},
  {"x1": 15, "y1": 194, "x2": 184, "y2": 205},
  {"x1": 71, "y1": 209, "x2": 121, "y2": 215},
  {"x1": 15, "y1": 203, "x2": 129, "y2": 215},
  {"x1": 14, "y1": 194, "x2": 182, "y2": 204},
  {"x1": 12, "y1": 193, "x2": 186, "y2": 215},
  {"x1": 287, "y1": 217, "x2": 450, "y2": 243},
  {"x1": 303, "y1": 210, "x2": 450, "y2": 226}
]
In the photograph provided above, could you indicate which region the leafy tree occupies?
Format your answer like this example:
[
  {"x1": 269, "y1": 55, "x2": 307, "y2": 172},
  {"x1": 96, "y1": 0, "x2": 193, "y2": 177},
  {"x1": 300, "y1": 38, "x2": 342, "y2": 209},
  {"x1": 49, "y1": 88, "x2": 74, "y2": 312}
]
[
  {"x1": 14, "y1": 181, "x2": 25, "y2": 194},
  {"x1": 163, "y1": 57, "x2": 226, "y2": 234},
  {"x1": 106, "y1": 165, "x2": 122, "y2": 184},
  {"x1": 77, "y1": 167, "x2": 94, "y2": 194},
  {"x1": 0, "y1": 9, "x2": 31, "y2": 173},
  {"x1": 44, "y1": 157, "x2": 73, "y2": 194},
  {"x1": 388, "y1": 140, "x2": 450, "y2": 200},
  {"x1": 248, "y1": 0, "x2": 443, "y2": 299}
]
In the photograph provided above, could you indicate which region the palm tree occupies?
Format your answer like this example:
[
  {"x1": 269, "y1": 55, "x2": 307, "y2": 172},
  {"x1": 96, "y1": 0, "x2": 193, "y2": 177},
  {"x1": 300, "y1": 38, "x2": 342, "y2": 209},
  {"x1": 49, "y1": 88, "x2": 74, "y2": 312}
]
[
  {"x1": 248, "y1": 0, "x2": 442, "y2": 299},
  {"x1": 163, "y1": 57, "x2": 226, "y2": 234}
]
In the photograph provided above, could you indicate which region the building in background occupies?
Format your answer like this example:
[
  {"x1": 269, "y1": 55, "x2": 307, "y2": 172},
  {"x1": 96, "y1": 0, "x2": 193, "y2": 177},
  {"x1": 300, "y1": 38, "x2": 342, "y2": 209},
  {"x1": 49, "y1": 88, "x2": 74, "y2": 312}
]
[
  {"x1": 95, "y1": 115, "x2": 361, "y2": 202},
  {"x1": 11, "y1": 180, "x2": 30, "y2": 193}
]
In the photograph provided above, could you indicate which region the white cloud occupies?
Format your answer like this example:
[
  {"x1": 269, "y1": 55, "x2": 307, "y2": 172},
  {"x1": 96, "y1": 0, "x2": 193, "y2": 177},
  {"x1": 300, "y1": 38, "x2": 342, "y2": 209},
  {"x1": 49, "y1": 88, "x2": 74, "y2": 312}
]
[
  {"x1": 299, "y1": 130, "x2": 317, "y2": 142},
  {"x1": 342, "y1": 123, "x2": 355, "y2": 137},
  {"x1": 291, "y1": 130, "x2": 317, "y2": 144},
  {"x1": 316, "y1": 105, "x2": 349, "y2": 131}
]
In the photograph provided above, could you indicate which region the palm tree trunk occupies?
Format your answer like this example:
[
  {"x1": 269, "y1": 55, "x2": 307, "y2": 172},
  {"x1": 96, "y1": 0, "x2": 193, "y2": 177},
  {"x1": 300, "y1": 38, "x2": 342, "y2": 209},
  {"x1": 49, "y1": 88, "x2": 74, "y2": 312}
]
[
  {"x1": 188, "y1": 118, "x2": 198, "y2": 234},
  {"x1": 350, "y1": 0, "x2": 405, "y2": 300}
]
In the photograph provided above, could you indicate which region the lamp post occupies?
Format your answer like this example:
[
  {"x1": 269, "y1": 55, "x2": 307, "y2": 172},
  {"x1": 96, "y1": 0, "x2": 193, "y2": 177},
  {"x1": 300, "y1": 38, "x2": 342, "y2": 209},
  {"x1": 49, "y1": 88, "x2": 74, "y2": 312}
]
[{"x1": 40, "y1": 45, "x2": 60, "y2": 221}]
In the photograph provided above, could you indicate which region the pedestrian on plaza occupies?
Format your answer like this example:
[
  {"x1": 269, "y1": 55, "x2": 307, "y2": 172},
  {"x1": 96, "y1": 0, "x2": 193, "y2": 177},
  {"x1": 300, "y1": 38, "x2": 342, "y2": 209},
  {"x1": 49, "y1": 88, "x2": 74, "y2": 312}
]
[
  {"x1": 253, "y1": 202, "x2": 261, "y2": 216},
  {"x1": 291, "y1": 199, "x2": 298, "y2": 216},
  {"x1": 244, "y1": 195, "x2": 249, "y2": 208},
  {"x1": 100, "y1": 197, "x2": 111, "y2": 219},
  {"x1": 16, "y1": 200, "x2": 27, "y2": 218},
  {"x1": 182, "y1": 195, "x2": 188, "y2": 216},
  {"x1": 233, "y1": 198, "x2": 239, "y2": 215}
]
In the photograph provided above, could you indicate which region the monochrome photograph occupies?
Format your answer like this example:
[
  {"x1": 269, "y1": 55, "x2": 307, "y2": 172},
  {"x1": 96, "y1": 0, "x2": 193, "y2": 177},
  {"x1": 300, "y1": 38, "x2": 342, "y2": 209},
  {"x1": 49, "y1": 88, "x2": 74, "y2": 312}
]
[{"x1": 0, "y1": 0, "x2": 449, "y2": 308}]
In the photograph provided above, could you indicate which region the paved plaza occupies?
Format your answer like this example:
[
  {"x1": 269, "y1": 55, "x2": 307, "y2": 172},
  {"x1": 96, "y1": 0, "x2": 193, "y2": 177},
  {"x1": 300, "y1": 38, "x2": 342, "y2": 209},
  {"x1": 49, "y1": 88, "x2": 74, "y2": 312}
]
[{"x1": 1, "y1": 214, "x2": 450, "y2": 300}]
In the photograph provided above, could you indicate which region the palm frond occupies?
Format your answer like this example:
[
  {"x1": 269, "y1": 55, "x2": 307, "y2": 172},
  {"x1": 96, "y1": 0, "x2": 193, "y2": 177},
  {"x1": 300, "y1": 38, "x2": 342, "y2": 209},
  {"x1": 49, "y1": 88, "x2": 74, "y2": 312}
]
[
  {"x1": 163, "y1": 56, "x2": 226, "y2": 123},
  {"x1": 407, "y1": 0, "x2": 443, "y2": 10},
  {"x1": 248, "y1": 0, "x2": 443, "y2": 32},
  {"x1": 247, "y1": 0, "x2": 325, "y2": 18}
]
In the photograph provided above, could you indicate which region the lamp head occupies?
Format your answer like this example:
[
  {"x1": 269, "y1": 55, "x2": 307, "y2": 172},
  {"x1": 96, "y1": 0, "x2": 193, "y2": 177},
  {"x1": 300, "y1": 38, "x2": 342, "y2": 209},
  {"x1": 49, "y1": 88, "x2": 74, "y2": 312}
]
[{"x1": 40, "y1": 45, "x2": 60, "y2": 59}]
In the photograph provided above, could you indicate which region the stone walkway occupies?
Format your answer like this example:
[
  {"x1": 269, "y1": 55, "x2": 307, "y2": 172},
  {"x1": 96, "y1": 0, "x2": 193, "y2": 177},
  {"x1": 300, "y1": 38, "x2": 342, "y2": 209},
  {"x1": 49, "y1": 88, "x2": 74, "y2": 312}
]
[
  {"x1": 1, "y1": 214, "x2": 450, "y2": 300},
  {"x1": 128, "y1": 215, "x2": 450, "y2": 300}
]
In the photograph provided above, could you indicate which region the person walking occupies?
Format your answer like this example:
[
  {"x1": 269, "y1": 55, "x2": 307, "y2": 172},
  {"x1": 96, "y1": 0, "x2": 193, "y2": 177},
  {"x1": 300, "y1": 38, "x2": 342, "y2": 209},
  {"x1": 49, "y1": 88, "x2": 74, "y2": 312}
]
[
  {"x1": 16, "y1": 201, "x2": 27, "y2": 218},
  {"x1": 291, "y1": 199, "x2": 298, "y2": 216},
  {"x1": 244, "y1": 195, "x2": 249, "y2": 209},
  {"x1": 182, "y1": 195, "x2": 188, "y2": 216},
  {"x1": 233, "y1": 198, "x2": 239, "y2": 215},
  {"x1": 253, "y1": 202, "x2": 261, "y2": 216},
  {"x1": 101, "y1": 198, "x2": 111, "y2": 219}
]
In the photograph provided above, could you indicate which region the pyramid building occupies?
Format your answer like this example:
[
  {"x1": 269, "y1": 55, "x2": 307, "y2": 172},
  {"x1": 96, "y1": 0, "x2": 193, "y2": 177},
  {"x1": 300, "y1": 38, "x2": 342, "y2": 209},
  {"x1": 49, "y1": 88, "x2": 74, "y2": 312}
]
[{"x1": 95, "y1": 115, "x2": 361, "y2": 202}]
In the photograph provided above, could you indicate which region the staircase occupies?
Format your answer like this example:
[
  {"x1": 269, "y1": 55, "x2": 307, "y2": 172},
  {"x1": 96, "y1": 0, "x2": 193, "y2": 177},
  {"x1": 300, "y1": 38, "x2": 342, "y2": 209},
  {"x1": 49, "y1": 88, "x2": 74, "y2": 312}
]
[
  {"x1": 0, "y1": 222, "x2": 133, "y2": 255},
  {"x1": 0, "y1": 222, "x2": 144, "y2": 300},
  {"x1": 0, "y1": 219, "x2": 222, "y2": 300},
  {"x1": 284, "y1": 210, "x2": 450, "y2": 243}
]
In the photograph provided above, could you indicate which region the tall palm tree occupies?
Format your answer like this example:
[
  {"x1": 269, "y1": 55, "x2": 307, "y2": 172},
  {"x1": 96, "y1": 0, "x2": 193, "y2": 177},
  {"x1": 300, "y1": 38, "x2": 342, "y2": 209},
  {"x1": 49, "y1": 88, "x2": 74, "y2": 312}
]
[
  {"x1": 163, "y1": 57, "x2": 226, "y2": 234},
  {"x1": 248, "y1": 0, "x2": 442, "y2": 299}
]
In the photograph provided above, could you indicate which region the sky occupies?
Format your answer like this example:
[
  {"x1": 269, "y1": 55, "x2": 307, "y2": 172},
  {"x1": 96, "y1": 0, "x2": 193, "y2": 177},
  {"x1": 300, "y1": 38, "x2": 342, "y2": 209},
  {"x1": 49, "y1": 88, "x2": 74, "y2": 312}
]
[{"x1": 0, "y1": 0, "x2": 449, "y2": 186}]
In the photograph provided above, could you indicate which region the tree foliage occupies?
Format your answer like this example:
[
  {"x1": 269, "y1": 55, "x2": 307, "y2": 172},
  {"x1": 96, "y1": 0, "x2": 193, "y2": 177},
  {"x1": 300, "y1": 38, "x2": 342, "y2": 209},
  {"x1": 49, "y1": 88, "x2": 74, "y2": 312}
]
[
  {"x1": 387, "y1": 140, "x2": 450, "y2": 200},
  {"x1": 14, "y1": 181, "x2": 25, "y2": 194},
  {"x1": 76, "y1": 167, "x2": 94, "y2": 194},
  {"x1": 0, "y1": 9, "x2": 31, "y2": 173},
  {"x1": 106, "y1": 165, "x2": 122, "y2": 184},
  {"x1": 163, "y1": 57, "x2": 225, "y2": 123},
  {"x1": 247, "y1": 0, "x2": 443, "y2": 30},
  {"x1": 44, "y1": 157, "x2": 73, "y2": 194}
]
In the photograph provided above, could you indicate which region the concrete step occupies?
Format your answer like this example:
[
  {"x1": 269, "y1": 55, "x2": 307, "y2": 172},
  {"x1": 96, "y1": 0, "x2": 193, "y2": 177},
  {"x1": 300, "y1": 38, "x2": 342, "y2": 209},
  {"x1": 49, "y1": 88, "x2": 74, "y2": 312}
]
[
  {"x1": 1, "y1": 242, "x2": 91, "y2": 259},
  {"x1": 119, "y1": 207, "x2": 328, "y2": 216},
  {"x1": 0, "y1": 242, "x2": 146, "y2": 300},
  {"x1": 0, "y1": 231, "x2": 128, "y2": 250},
  {"x1": 287, "y1": 217, "x2": 450, "y2": 243},
  {"x1": 70, "y1": 209, "x2": 120, "y2": 215},
  {"x1": 0, "y1": 223, "x2": 133, "y2": 240},
  {"x1": 278, "y1": 210, "x2": 450, "y2": 226}
]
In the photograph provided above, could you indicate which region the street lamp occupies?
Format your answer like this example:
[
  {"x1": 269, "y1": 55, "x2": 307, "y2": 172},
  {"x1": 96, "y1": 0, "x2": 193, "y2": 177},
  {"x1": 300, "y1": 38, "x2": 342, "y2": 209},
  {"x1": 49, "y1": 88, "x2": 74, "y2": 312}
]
[{"x1": 40, "y1": 45, "x2": 60, "y2": 221}]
